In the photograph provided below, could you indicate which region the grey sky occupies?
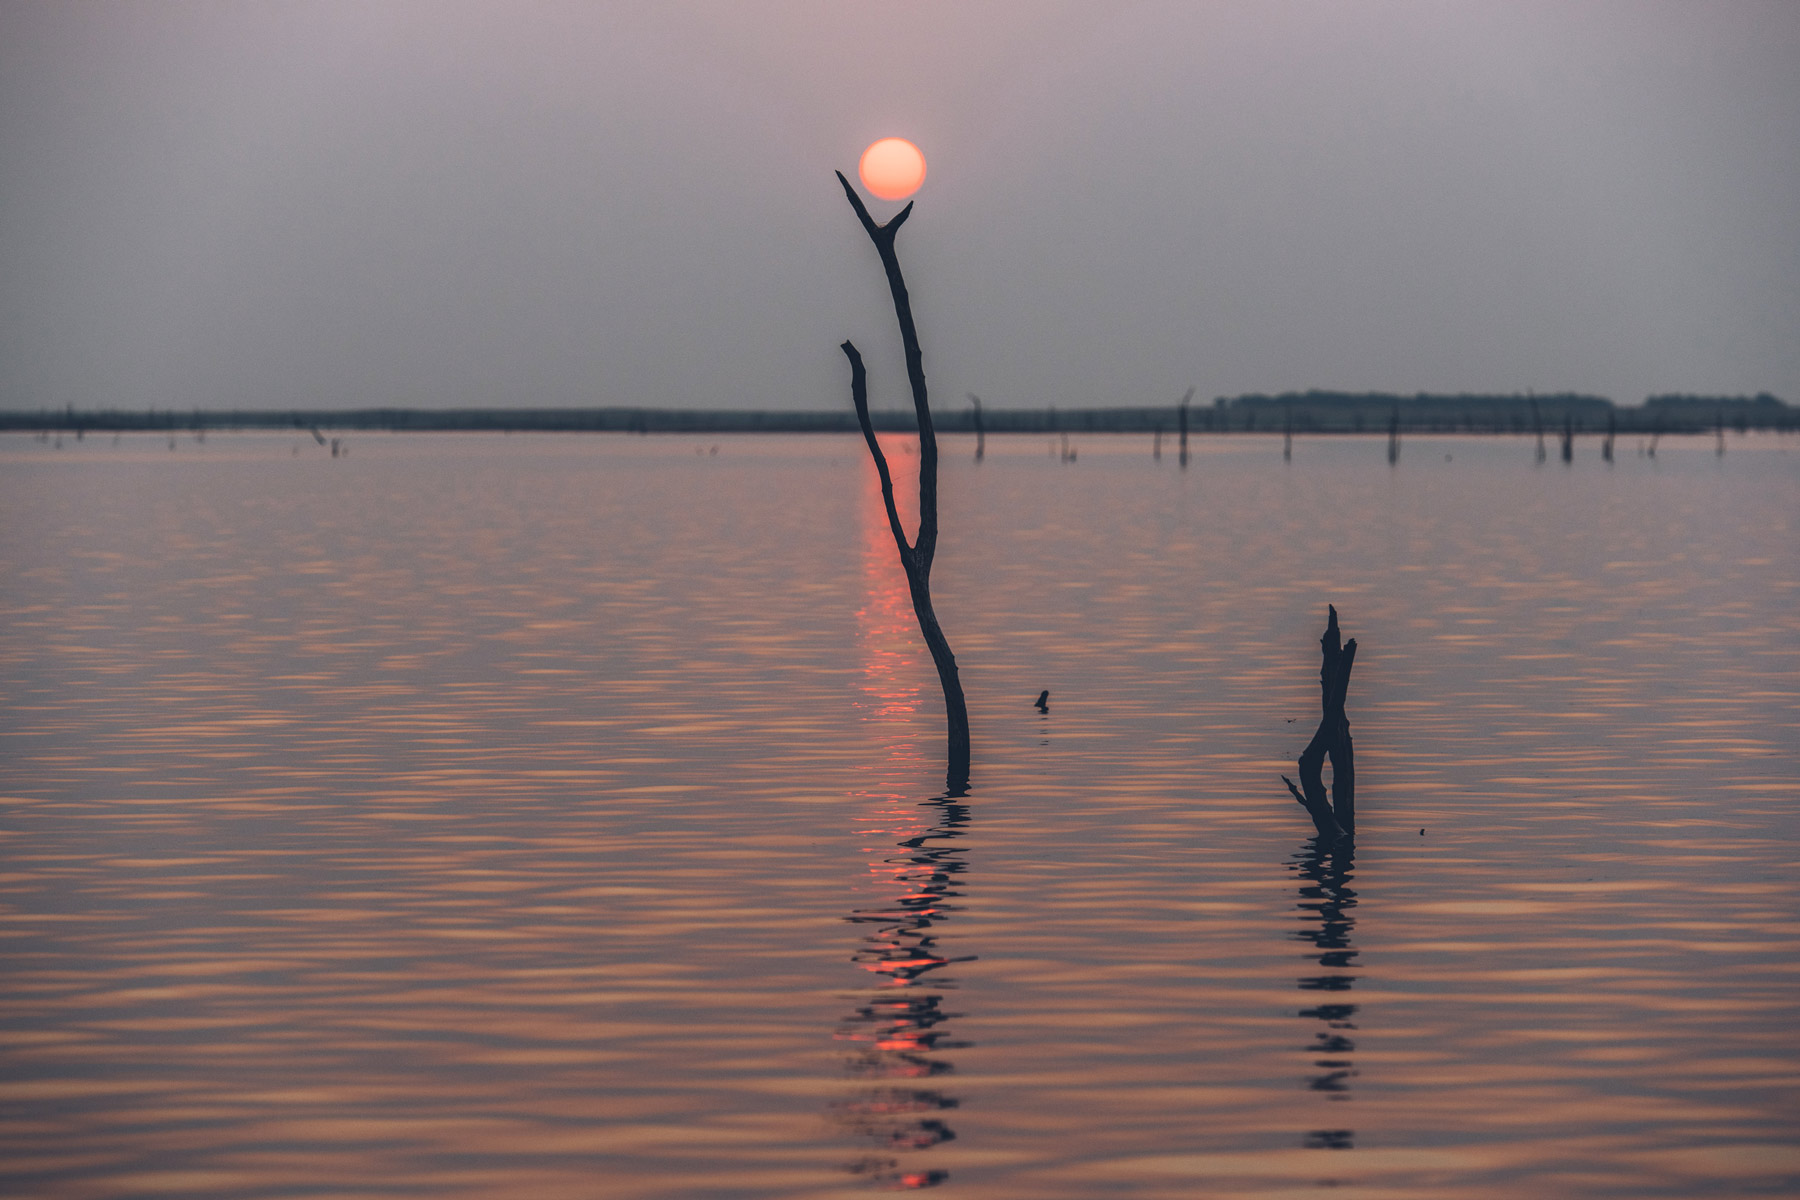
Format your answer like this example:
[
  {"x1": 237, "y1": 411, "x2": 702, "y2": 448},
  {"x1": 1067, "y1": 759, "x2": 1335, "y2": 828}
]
[{"x1": 2, "y1": 0, "x2": 1796, "y2": 413}]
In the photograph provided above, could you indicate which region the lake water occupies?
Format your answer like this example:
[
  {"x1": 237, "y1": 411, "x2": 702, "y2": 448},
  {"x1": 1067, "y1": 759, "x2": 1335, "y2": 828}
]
[{"x1": 2, "y1": 429, "x2": 1796, "y2": 1198}]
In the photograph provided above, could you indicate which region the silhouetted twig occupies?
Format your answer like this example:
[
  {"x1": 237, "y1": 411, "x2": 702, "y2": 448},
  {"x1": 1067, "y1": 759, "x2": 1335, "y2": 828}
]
[
  {"x1": 838, "y1": 172, "x2": 971, "y2": 793},
  {"x1": 1282, "y1": 606, "x2": 1357, "y2": 842}
]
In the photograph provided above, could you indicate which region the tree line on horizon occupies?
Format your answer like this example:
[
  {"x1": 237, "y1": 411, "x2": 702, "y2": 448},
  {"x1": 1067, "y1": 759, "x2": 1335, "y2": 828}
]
[{"x1": 2, "y1": 392, "x2": 1792, "y2": 437}]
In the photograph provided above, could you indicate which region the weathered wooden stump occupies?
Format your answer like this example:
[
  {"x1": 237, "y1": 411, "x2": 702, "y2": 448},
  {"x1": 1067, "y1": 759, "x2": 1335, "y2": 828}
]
[{"x1": 1282, "y1": 606, "x2": 1357, "y2": 843}]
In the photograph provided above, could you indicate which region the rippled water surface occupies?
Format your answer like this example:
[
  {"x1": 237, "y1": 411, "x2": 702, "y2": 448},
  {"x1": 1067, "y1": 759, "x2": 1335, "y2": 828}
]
[{"x1": 2, "y1": 430, "x2": 1796, "y2": 1197}]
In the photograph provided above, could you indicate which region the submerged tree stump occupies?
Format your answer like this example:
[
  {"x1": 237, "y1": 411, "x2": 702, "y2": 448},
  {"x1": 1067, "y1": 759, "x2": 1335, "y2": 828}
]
[
  {"x1": 837, "y1": 172, "x2": 971, "y2": 794},
  {"x1": 1282, "y1": 606, "x2": 1357, "y2": 843}
]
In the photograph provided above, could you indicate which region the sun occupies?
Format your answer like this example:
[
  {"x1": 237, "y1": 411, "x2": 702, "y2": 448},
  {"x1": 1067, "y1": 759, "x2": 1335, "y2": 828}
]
[{"x1": 858, "y1": 137, "x2": 927, "y2": 202}]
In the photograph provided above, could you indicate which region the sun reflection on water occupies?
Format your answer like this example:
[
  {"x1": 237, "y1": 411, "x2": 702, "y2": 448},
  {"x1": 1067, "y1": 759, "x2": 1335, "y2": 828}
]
[
  {"x1": 833, "y1": 792, "x2": 974, "y2": 1189},
  {"x1": 856, "y1": 433, "x2": 929, "y2": 774},
  {"x1": 836, "y1": 440, "x2": 977, "y2": 1187}
]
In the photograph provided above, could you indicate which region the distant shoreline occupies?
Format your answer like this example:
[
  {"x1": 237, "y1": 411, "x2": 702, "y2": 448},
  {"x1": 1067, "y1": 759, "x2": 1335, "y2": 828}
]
[{"x1": 1, "y1": 391, "x2": 1792, "y2": 436}]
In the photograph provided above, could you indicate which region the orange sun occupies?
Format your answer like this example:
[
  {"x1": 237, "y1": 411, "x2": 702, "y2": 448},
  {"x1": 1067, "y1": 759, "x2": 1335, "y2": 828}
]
[{"x1": 858, "y1": 137, "x2": 927, "y2": 201}]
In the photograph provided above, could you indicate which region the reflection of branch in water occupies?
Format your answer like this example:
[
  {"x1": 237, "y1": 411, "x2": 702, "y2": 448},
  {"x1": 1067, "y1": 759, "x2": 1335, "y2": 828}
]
[
  {"x1": 1290, "y1": 837, "x2": 1359, "y2": 1150},
  {"x1": 833, "y1": 793, "x2": 975, "y2": 1189}
]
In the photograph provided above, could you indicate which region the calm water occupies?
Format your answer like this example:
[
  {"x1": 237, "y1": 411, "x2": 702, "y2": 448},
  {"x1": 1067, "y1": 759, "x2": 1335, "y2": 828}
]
[{"x1": 2, "y1": 430, "x2": 1796, "y2": 1198}]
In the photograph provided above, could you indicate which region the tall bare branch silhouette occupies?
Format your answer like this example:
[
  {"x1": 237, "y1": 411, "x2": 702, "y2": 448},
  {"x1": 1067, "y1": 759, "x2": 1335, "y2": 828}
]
[{"x1": 837, "y1": 171, "x2": 970, "y2": 793}]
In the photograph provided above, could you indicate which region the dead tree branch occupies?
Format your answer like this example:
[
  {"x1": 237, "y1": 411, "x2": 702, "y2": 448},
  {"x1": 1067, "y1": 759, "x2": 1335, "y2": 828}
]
[
  {"x1": 838, "y1": 172, "x2": 971, "y2": 793},
  {"x1": 1283, "y1": 605, "x2": 1357, "y2": 842}
]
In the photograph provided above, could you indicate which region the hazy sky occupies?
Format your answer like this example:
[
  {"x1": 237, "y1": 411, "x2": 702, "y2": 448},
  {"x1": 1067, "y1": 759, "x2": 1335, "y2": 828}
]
[{"x1": 3, "y1": 1, "x2": 1796, "y2": 413}]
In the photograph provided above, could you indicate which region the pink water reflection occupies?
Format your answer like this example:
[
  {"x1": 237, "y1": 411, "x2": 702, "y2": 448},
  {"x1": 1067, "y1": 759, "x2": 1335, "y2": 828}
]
[{"x1": 0, "y1": 430, "x2": 1795, "y2": 1197}]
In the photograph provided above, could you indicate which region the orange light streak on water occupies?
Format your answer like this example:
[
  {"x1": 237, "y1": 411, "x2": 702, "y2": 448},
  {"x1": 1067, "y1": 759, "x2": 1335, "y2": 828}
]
[{"x1": 836, "y1": 434, "x2": 974, "y2": 1188}]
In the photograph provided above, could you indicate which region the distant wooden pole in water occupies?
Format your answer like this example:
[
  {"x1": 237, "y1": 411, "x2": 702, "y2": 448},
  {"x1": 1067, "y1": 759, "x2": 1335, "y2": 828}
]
[
  {"x1": 1284, "y1": 406, "x2": 1294, "y2": 462},
  {"x1": 1282, "y1": 605, "x2": 1357, "y2": 843},
  {"x1": 1603, "y1": 411, "x2": 1615, "y2": 463},
  {"x1": 1530, "y1": 394, "x2": 1547, "y2": 464},
  {"x1": 1561, "y1": 413, "x2": 1574, "y2": 463},
  {"x1": 836, "y1": 172, "x2": 971, "y2": 793},
  {"x1": 1178, "y1": 386, "x2": 1194, "y2": 469},
  {"x1": 967, "y1": 394, "x2": 985, "y2": 462},
  {"x1": 1386, "y1": 405, "x2": 1400, "y2": 465}
]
